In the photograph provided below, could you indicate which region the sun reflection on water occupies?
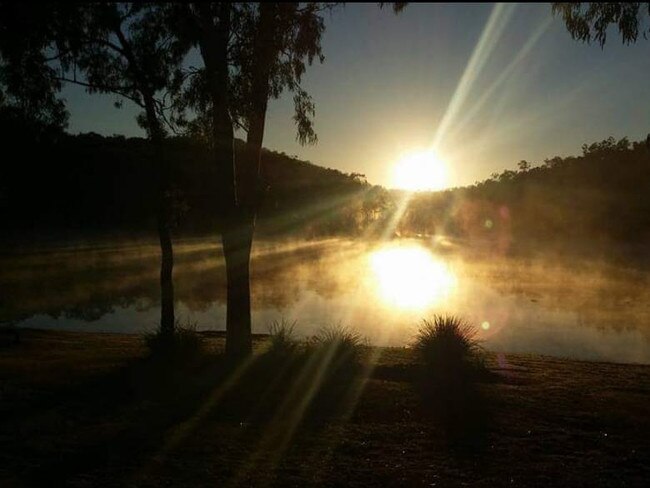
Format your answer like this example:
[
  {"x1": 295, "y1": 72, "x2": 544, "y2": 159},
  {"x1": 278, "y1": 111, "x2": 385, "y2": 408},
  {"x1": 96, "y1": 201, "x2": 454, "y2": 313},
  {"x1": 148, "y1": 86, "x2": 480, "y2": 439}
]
[{"x1": 368, "y1": 244, "x2": 457, "y2": 311}]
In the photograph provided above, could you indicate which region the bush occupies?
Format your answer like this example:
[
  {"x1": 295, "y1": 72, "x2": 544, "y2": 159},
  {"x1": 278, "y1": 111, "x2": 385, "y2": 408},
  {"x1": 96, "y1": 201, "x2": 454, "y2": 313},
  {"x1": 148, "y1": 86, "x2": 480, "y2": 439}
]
[
  {"x1": 264, "y1": 319, "x2": 299, "y2": 358},
  {"x1": 307, "y1": 324, "x2": 366, "y2": 372},
  {"x1": 143, "y1": 320, "x2": 203, "y2": 361},
  {"x1": 413, "y1": 315, "x2": 491, "y2": 449},
  {"x1": 293, "y1": 325, "x2": 366, "y2": 420},
  {"x1": 413, "y1": 315, "x2": 484, "y2": 382}
]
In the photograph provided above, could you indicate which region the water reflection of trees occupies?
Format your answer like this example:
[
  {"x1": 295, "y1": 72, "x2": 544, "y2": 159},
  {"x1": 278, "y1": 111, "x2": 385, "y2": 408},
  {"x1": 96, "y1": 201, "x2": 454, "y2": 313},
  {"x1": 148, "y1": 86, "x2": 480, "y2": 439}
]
[
  {"x1": 2, "y1": 240, "x2": 648, "y2": 339},
  {"x1": 466, "y1": 257, "x2": 650, "y2": 335},
  {"x1": 0, "y1": 240, "x2": 356, "y2": 325}
]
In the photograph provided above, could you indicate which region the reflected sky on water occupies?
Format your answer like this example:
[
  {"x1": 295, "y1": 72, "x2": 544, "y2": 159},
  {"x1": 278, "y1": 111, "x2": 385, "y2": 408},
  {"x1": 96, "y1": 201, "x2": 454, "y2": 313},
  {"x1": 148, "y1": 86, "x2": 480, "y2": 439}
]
[{"x1": 2, "y1": 238, "x2": 649, "y2": 364}]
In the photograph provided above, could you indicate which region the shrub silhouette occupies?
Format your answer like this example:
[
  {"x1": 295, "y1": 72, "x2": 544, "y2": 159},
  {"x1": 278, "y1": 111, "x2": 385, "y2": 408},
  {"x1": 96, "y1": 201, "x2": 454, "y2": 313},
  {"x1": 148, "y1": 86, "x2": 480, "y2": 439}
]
[
  {"x1": 413, "y1": 315, "x2": 484, "y2": 383},
  {"x1": 308, "y1": 324, "x2": 365, "y2": 373},
  {"x1": 264, "y1": 319, "x2": 299, "y2": 359},
  {"x1": 413, "y1": 315, "x2": 491, "y2": 451},
  {"x1": 143, "y1": 319, "x2": 203, "y2": 361}
]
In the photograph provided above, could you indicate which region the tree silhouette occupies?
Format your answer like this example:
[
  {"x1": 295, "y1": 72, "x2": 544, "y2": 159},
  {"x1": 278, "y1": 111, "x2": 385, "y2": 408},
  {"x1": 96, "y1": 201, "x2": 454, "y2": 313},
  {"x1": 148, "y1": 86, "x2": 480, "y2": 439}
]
[
  {"x1": 173, "y1": 3, "x2": 330, "y2": 358},
  {"x1": 2, "y1": 2, "x2": 406, "y2": 359},
  {"x1": 552, "y1": 3, "x2": 650, "y2": 47},
  {"x1": 0, "y1": 3, "x2": 69, "y2": 135},
  {"x1": 177, "y1": 3, "x2": 406, "y2": 358},
  {"x1": 0, "y1": 3, "x2": 191, "y2": 338}
]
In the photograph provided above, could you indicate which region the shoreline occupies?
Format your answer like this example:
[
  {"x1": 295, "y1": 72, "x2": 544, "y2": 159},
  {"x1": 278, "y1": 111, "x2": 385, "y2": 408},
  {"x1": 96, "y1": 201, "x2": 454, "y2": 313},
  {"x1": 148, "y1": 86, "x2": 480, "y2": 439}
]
[
  {"x1": 4, "y1": 326, "x2": 650, "y2": 367},
  {"x1": 1, "y1": 328, "x2": 649, "y2": 486}
]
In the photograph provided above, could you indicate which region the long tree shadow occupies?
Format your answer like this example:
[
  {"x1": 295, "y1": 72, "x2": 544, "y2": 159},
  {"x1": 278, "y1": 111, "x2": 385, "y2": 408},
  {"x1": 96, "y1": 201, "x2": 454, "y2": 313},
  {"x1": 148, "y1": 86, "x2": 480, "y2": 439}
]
[
  {"x1": 418, "y1": 369, "x2": 494, "y2": 455},
  {"x1": 372, "y1": 359, "x2": 496, "y2": 455},
  {"x1": 6, "y1": 337, "x2": 367, "y2": 487},
  {"x1": 7, "y1": 350, "x2": 233, "y2": 486}
]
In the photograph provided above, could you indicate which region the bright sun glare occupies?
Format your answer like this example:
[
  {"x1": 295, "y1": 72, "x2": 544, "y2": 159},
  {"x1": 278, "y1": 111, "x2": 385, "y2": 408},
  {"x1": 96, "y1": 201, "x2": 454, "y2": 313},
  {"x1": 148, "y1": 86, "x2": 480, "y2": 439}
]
[
  {"x1": 369, "y1": 244, "x2": 456, "y2": 311},
  {"x1": 392, "y1": 149, "x2": 449, "y2": 191}
]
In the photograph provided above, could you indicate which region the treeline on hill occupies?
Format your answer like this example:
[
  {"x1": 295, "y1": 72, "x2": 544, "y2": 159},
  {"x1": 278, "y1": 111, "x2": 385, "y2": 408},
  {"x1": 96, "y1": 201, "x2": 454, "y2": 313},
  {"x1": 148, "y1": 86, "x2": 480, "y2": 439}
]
[
  {"x1": 399, "y1": 137, "x2": 650, "y2": 254},
  {"x1": 0, "y1": 124, "x2": 391, "y2": 242},
  {"x1": 1, "y1": 103, "x2": 648, "y2": 253}
]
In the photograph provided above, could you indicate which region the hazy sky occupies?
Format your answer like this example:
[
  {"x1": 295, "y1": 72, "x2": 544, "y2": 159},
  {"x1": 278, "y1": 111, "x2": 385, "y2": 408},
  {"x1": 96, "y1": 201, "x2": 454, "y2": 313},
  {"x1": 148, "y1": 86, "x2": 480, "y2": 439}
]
[{"x1": 61, "y1": 3, "x2": 650, "y2": 188}]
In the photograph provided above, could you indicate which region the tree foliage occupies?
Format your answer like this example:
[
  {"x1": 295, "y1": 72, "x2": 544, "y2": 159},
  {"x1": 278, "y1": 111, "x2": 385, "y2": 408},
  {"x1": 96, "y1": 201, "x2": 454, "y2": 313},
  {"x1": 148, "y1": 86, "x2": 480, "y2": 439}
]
[
  {"x1": 0, "y1": 2, "x2": 70, "y2": 130},
  {"x1": 0, "y1": 2, "x2": 197, "y2": 336},
  {"x1": 0, "y1": 3, "x2": 193, "y2": 138},
  {"x1": 552, "y1": 3, "x2": 650, "y2": 46},
  {"x1": 173, "y1": 3, "x2": 332, "y2": 146},
  {"x1": 68, "y1": 3, "x2": 191, "y2": 137}
]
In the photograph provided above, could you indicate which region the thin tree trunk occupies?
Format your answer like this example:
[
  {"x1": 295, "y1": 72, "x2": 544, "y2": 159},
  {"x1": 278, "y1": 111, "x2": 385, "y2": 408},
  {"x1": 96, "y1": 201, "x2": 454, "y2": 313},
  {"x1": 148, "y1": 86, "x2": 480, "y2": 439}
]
[
  {"x1": 158, "y1": 198, "x2": 175, "y2": 336},
  {"x1": 110, "y1": 20, "x2": 177, "y2": 338},
  {"x1": 145, "y1": 99, "x2": 175, "y2": 338}
]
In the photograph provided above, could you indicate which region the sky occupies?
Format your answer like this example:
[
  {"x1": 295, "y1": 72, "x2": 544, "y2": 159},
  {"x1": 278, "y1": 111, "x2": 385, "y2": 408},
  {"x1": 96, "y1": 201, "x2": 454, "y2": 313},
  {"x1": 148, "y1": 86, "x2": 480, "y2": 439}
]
[{"x1": 61, "y1": 3, "x2": 650, "y2": 189}]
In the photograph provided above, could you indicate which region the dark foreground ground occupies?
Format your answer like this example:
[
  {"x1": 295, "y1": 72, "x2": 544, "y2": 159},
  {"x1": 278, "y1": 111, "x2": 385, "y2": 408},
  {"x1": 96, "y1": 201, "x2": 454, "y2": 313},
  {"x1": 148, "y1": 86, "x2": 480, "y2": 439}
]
[{"x1": 1, "y1": 329, "x2": 649, "y2": 487}]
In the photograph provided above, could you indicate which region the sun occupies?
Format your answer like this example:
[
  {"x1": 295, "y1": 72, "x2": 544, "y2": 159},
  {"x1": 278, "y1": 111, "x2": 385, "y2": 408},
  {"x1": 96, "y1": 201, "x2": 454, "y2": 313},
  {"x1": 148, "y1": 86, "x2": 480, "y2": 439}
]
[{"x1": 392, "y1": 148, "x2": 449, "y2": 191}]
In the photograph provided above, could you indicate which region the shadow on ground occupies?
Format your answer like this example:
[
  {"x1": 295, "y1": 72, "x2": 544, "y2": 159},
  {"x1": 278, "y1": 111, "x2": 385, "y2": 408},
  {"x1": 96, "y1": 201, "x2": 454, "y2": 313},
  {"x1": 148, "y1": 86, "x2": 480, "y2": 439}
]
[{"x1": 2, "y1": 336, "x2": 374, "y2": 486}]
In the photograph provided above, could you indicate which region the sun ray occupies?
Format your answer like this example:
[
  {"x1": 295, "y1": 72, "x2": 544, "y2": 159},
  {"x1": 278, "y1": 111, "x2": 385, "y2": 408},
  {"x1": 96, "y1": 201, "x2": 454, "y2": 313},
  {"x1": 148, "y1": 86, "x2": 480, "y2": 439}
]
[
  {"x1": 447, "y1": 16, "x2": 553, "y2": 142},
  {"x1": 432, "y1": 3, "x2": 516, "y2": 149}
]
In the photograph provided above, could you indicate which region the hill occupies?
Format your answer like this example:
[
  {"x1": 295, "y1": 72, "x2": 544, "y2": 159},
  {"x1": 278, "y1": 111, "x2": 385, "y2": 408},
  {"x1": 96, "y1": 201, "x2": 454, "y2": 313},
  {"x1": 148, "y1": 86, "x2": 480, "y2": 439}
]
[
  {"x1": 398, "y1": 137, "x2": 650, "y2": 257},
  {"x1": 2, "y1": 106, "x2": 649, "y2": 256},
  {"x1": 0, "y1": 130, "x2": 382, "y2": 242}
]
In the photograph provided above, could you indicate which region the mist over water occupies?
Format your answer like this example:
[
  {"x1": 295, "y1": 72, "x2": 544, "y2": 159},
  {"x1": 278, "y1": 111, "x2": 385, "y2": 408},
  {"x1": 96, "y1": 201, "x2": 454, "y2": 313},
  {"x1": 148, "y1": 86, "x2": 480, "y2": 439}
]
[{"x1": 2, "y1": 237, "x2": 649, "y2": 364}]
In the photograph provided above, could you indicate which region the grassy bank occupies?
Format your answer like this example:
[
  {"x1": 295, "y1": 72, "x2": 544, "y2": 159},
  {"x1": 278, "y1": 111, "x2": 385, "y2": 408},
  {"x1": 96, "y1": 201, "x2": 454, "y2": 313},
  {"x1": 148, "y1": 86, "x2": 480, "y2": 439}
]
[{"x1": 1, "y1": 328, "x2": 649, "y2": 487}]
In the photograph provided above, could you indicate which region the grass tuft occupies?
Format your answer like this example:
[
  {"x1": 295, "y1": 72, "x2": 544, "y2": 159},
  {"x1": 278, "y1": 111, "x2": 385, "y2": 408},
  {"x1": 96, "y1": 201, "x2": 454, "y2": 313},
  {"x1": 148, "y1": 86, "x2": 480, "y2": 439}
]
[
  {"x1": 265, "y1": 318, "x2": 299, "y2": 358},
  {"x1": 413, "y1": 314, "x2": 484, "y2": 380},
  {"x1": 143, "y1": 319, "x2": 204, "y2": 361},
  {"x1": 308, "y1": 324, "x2": 366, "y2": 369},
  {"x1": 413, "y1": 315, "x2": 492, "y2": 449}
]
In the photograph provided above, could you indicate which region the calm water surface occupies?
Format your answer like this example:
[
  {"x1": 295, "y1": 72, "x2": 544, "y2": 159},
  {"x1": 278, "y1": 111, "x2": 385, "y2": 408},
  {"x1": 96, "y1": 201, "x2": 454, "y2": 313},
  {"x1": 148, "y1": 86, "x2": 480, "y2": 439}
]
[{"x1": 2, "y1": 238, "x2": 649, "y2": 364}]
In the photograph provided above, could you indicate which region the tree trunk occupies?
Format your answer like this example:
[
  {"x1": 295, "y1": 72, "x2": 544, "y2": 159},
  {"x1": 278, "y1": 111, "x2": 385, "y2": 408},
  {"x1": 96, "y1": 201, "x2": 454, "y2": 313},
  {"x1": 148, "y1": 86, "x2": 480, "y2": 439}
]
[
  {"x1": 145, "y1": 99, "x2": 175, "y2": 338},
  {"x1": 109, "y1": 22, "x2": 176, "y2": 338},
  {"x1": 158, "y1": 209, "x2": 175, "y2": 336},
  {"x1": 195, "y1": 3, "x2": 279, "y2": 359},
  {"x1": 220, "y1": 2, "x2": 276, "y2": 358},
  {"x1": 222, "y1": 208, "x2": 255, "y2": 358},
  {"x1": 196, "y1": 3, "x2": 254, "y2": 359}
]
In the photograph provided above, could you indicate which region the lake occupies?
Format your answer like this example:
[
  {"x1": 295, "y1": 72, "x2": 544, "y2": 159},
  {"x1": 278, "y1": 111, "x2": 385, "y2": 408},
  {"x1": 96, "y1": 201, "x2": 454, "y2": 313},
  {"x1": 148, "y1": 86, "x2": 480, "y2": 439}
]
[{"x1": 2, "y1": 237, "x2": 649, "y2": 364}]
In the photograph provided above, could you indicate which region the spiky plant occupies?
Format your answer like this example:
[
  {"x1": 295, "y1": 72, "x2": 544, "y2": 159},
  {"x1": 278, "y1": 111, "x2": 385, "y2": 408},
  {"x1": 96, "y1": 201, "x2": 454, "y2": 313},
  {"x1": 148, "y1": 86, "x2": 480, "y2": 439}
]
[
  {"x1": 144, "y1": 319, "x2": 203, "y2": 360},
  {"x1": 309, "y1": 324, "x2": 366, "y2": 369},
  {"x1": 266, "y1": 318, "x2": 299, "y2": 357},
  {"x1": 413, "y1": 315, "x2": 492, "y2": 446},
  {"x1": 413, "y1": 315, "x2": 483, "y2": 380}
]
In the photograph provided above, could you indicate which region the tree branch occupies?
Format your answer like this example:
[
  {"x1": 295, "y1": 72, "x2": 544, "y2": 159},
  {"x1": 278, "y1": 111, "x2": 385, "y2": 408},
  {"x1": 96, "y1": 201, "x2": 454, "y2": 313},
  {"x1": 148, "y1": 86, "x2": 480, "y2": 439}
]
[{"x1": 55, "y1": 76, "x2": 144, "y2": 107}]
